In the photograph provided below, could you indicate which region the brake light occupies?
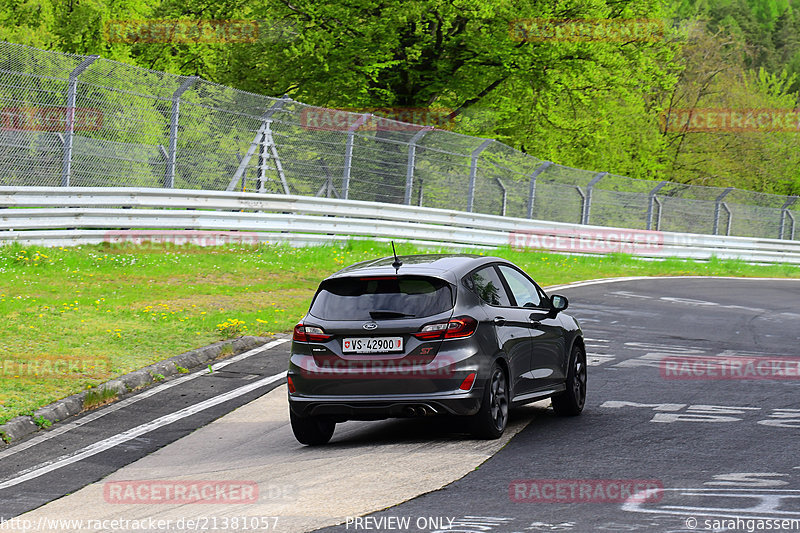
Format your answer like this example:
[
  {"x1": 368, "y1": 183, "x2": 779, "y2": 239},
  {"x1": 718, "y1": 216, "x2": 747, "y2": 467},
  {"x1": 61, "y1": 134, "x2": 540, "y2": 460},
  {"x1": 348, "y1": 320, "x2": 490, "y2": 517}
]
[
  {"x1": 287, "y1": 376, "x2": 296, "y2": 393},
  {"x1": 293, "y1": 324, "x2": 333, "y2": 342},
  {"x1": 413, "y1": 316, "x2": 478, "y2": 340}
]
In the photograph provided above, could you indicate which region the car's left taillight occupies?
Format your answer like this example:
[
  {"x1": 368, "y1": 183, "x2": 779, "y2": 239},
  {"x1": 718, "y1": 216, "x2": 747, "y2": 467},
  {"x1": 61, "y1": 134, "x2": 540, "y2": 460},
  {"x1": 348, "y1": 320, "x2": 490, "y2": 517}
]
[
  {"x1": 293, "y1": 323, "x2": 333, "y2": 343},
  {"x1": 412, "y1": 316, "x2": 477, "y2": 340}
]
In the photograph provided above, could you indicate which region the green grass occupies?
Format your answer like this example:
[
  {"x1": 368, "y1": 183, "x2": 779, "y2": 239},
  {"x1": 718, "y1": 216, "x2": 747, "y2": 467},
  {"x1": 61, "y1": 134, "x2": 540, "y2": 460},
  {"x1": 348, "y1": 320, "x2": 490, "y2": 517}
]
[
  {"x1": 0, "y1": 239, "x2": 798, "y2": 425},
  {"x1": 83, "y1": 386, "x2": 119, "y2": 410}
]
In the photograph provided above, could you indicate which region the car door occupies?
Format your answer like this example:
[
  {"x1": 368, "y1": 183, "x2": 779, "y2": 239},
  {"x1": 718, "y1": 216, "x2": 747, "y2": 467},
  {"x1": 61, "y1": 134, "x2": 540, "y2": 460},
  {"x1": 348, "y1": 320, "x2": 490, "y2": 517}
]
[
  {"x1": 497, "y1": 265, "x2": 567, "y2": 390},
  {"x1": 466, "y1": 265, "x2": 537, "y2": 398}
]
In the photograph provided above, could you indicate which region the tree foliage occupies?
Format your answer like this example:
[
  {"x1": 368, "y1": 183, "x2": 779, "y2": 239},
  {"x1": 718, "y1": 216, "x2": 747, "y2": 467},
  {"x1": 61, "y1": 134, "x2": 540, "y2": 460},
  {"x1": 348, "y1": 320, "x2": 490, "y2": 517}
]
[{"x1": 1, "y1": 0, "x2": 799, "y2": 195}]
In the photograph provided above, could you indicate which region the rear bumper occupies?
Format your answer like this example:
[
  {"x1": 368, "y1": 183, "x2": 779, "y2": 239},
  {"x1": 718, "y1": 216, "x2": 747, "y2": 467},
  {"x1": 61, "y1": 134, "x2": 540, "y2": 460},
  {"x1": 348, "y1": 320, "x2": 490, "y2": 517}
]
[
  {"x1": 288, "y1": 390, "x2": 482, "y2": 420},
  {"x1": 287, "y1": 336, "x2": 489, "y2": 420},
  {"x1": 288, "y1": 341, "x2": 484, "y2": 394}
]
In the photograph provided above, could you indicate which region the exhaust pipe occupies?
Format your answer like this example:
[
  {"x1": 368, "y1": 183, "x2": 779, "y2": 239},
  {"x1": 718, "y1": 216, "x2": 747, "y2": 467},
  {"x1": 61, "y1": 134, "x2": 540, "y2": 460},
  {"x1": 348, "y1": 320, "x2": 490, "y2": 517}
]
[
  {"x1": 403, "y1": 405, "x2": 439, "y2": 417},
  {"x1": 419, "y1": 404, "x2": 439, "y2": 416}
]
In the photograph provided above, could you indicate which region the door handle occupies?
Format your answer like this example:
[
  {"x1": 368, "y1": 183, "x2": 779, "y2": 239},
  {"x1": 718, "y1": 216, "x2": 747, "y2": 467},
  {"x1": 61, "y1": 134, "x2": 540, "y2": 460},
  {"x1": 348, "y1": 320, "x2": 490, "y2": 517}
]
[{"x1": 494, "y1": 317, "x2": 506, "y2": 326}]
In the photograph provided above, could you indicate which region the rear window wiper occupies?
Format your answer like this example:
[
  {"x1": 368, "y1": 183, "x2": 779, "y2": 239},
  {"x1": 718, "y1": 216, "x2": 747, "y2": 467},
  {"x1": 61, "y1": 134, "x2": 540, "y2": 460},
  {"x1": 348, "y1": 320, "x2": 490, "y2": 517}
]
[{"x1": 369, "y1": 310, "x2": 416, "y2": 319}]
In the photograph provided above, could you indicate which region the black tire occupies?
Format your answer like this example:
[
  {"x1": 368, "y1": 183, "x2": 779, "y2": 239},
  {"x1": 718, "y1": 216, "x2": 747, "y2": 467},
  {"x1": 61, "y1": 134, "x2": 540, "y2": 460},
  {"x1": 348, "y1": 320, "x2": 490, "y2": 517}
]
[
  {"x1": 470, "y1": 362, "x2": 509, "y2": 439},
  {"x1": 551, "y1": 344, "x2": 587, "y2": 416},
  {"x1": 290, "y1": 409, "x2": 335, "y2": 445}
]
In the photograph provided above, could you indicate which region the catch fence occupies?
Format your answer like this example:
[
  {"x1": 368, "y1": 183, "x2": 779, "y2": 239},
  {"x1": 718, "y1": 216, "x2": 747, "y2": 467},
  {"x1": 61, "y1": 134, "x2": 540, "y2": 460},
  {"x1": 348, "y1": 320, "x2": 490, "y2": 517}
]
[{"x1": 0, "y1": 40, "x2": 796, "y2": 241}]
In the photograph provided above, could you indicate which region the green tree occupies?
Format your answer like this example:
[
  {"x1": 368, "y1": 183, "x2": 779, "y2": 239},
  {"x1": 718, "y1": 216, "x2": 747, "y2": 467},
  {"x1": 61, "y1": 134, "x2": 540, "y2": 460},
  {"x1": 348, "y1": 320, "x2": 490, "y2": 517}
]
[{"x1": 659, "y1": 22, "x2": 800, "y2": 194}]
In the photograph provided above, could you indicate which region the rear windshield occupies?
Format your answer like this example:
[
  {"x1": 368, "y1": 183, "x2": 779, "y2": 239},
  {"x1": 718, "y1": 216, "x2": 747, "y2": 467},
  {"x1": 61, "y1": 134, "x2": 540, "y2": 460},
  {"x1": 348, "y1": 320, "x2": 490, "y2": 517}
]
[{"x1": 309, "y1": 276, "x2": 454, "y2": 321}]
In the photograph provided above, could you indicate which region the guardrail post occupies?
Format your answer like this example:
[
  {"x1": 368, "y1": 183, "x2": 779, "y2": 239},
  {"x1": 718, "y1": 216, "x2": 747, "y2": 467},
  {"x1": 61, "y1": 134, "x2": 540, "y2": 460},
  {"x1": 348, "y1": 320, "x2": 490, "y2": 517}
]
[
  {"x1": 495, "y1": 177, "x2": 507, "y2": 216},
  {"x1": 342, "y1": 113, "x2": 370, "y2": 200},
  {"x1": 713, "y1": 187, "x2": 734, "y2": 235},
  {"x1": 779, "y1": 196, "x2": 798, "y2": 239},
  {"x1": 61, "y1": 55, "x2": 98, "y2": 187},
  {"x1": 164, "y1": 76, "x2": 199, "y2": 188},
  {"x1": 404, "y1": 127, "x2": 432, "y2": 205},
  {"x1": 646, "y1": 181, "x2": 668, "y2": 230},
  {"x1": 527, "y1": 161, "x2": 552, "y2": 219},
  {"x1": 467, "y1": 139, "x2": 494, "y2": 212},
  {"x1": 581, "y1": 171, "x2": 608, "y2": 225}
]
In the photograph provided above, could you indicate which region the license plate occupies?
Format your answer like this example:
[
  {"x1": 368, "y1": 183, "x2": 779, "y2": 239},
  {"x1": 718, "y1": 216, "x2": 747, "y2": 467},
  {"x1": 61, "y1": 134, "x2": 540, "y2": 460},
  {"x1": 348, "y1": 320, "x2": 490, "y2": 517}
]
[{"x1": 342, "y1": 337, "x2": 403, "y2": 354}]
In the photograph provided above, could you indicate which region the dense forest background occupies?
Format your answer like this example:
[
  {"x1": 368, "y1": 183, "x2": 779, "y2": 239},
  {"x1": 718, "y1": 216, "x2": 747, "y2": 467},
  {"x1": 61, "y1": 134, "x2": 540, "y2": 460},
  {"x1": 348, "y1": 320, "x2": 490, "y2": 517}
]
[{"x1": 1, "y1": 0, "x2": 799, "y2": 196}]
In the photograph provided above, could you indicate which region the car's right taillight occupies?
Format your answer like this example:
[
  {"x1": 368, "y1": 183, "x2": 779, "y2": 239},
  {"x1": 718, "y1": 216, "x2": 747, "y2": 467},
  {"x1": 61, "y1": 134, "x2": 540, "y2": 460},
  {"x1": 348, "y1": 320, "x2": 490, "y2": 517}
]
[
  {"x1": 293, "y1": 324, "x2": 333, "y2": 343},
  {"x1": 412, "y1": 316, "x2": 477, "y2": 340}
]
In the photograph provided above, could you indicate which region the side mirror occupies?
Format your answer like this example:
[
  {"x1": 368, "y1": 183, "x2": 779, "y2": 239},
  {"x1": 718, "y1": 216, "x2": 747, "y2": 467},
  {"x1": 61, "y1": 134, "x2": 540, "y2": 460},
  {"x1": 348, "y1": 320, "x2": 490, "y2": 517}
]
[{"x1": 550, "y1": 294, "x2": 569, "y2": 315}]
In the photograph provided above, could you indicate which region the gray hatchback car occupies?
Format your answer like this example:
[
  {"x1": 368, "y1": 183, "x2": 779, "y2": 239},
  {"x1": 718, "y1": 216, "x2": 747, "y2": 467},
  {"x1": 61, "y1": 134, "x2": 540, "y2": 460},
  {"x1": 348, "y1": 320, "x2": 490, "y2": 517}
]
[{"x1": 287, "y1": 254, "x2": 586, "y2": 445}]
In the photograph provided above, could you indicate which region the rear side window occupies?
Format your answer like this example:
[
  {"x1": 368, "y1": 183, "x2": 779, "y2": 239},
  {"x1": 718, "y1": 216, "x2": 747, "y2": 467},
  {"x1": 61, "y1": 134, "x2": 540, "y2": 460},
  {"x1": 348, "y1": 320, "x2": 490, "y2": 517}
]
[
  {"x1": 309, "y1": 276, "x2": 454, "y2": 320},
  {"x1": 466, "y1": 266, "x2": 511, "y2": 306}
]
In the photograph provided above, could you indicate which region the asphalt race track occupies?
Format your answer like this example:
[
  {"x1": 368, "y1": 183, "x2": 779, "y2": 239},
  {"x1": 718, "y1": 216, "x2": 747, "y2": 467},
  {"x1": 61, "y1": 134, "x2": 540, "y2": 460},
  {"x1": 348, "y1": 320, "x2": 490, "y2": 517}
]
[
  {"x1": 316, "y1": 277, "x2": 800, "y2": 533},
  {"x1": 2, "y1": 277, "x2": 799, "y2": 533}
]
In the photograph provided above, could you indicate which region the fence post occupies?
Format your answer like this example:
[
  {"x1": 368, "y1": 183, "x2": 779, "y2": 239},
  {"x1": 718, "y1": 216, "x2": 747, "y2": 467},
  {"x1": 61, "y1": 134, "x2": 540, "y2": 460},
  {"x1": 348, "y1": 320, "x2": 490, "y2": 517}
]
[
  {"x1": 527, "y1": 161, "x2": 552, "y2": 219},
  {"x1": 720, "y1": 202, "x2": 732, "y2": 236},
  {"x1": 467, "y1": 139, "x2": 494, "y2": 212},
  {"x1": 653, "y1": 196, "x2": 664, "y2": 230},
  {"x1": 227, "y1": 96, "x2": 289, "y2": 192},
  {"x1": 575, "y1": 186, "x2": 586, "y2": 225},
  {"x1": 713, "y1": 187, "x2": 733, "y2": 235},
  {"x1": 581, "y1": 171, "x2": 608, "y2": 225},
  {"x1": 646, "y1": 181, "x2": 668, "y2": 230},
  {"x1": 404, "y1": 127, "x2": 432, "y2": 205},
  {"x1": 495, "y1": 177, "x2": 507, "y2": 216},
  {"x1": 341, "y1": 113, "x2": 370, "y2": 200},
  {"x1": 779, "y1": 196, "x2": 798, "y2": 239},
  {"x1": 257, "y1": 98, "x2": 290, "y2": 194},
  {"x1": 786, "y1": 211, "x2": 796, "y2": 240},
  {"x1": 164, "y1": 76, "x2": 198, "y2": 188},
  {"x1": 61, "y1": 55, "x2": 99, "y2": 187}
]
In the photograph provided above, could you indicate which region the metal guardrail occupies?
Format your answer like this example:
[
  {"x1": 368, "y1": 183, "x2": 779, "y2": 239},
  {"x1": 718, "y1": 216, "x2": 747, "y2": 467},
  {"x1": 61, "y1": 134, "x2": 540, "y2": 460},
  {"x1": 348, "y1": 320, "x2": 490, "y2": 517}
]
[{"x1": 1, "y1": 187, "x2": 799, "y2": 264}]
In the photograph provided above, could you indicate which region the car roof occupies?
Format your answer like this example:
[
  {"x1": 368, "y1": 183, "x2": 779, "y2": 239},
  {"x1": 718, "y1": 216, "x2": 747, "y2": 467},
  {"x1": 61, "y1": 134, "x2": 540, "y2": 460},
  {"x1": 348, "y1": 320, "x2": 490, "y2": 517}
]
[{"x1": 328, "y1": 253, "x2": 508, "y2": 283}]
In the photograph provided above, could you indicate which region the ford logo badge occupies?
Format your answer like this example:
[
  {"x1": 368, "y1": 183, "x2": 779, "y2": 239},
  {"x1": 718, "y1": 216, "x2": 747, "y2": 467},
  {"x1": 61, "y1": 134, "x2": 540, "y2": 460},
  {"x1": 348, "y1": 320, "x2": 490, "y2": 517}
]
[{"x1": 363, "y1": 322, "x2": 378, "y2": 330}]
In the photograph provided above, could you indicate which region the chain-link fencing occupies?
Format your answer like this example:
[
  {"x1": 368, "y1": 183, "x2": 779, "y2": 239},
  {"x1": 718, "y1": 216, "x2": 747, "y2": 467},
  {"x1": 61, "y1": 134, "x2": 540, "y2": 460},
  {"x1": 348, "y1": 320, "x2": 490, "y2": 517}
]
[{"x1": 0, "y1": 40, "x2": 797, "y2": 241}]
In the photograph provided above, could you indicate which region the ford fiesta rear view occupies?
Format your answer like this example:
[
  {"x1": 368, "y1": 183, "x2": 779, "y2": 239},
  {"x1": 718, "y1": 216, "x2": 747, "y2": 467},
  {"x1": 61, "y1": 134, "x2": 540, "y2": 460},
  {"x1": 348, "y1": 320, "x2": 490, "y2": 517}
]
[{"x1": 287, "y1": 253, "x2": 586, "y2": 445}]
